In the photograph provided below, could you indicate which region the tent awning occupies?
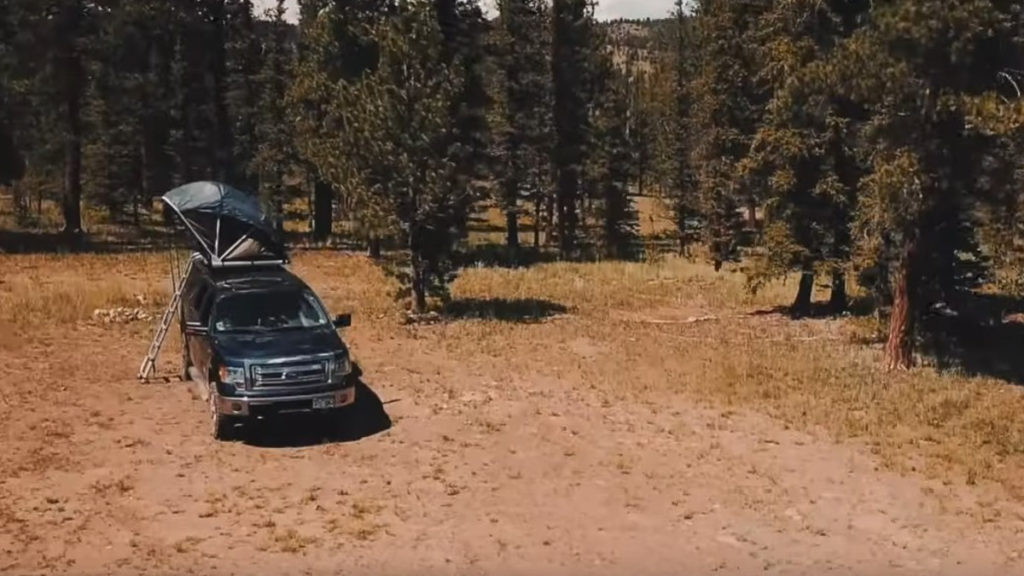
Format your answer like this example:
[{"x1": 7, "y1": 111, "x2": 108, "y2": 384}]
[{"x1": 162, "y1": 181, "x2": 288, "y2": 267}]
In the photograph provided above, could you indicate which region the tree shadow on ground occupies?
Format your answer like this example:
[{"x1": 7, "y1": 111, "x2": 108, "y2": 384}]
[
  {"x1": 0, "y1": 228, "x2": 182, "y2": 254},
  {"x1": 457, "y1": 242, "x2": 561, "y2": 269},
  {"x1": 240, "y1": 365, "x2": 393, "y2": 448},
  {"x1": 920, "y1": 292, "x2": 1024, "y2": 386},
  {"x1": 444, "y1": 297, "x2": 569, "y2": 323},
  {"x1": 750, "y1": 296, "x2": 876, "y2": 320}
]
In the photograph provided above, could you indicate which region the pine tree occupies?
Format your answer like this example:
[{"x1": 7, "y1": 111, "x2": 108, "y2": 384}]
[
  {"x1": 335, "y1": 0, "x2": 468, "y2": 312},
  {"x1": 688, "y1": 0, "x2": 746, "y2": 270},
  {"x1": 742, "y1": 0, "x2": 870, "y2": 315},
  {"x1": 688, "y1": 0, "x2": 769, "y2": 270},
  {"x1": 206, "y1": 0, "x2": 235, "y2": 183},
  {"x1": 138, "y1": 0, "x2": 178, "y2": 210},
  {"x1": 434, "y1": 0, "x2": 492, "y2": 248},
  {"x1": 169, "y1": 1, "x2": 221, "y2": 185},
  {"x1": 252, "y1": 0, "x2": 298, "y2": 228},
  {"x1": 628, "y1": 57, "x2": 655, "y2": 198},
  {"x1": 593, "y1": 61, "x2": 640, "y2": 259},
  {"x1": 53, "y1": 0, "x2": 91, "y2": 239},
  {"x1": 835, "y1": 0, "x2": 1024, "y2": 369},
  {"x1": 665, "y1": 0, "x2": 698, "y2": 255},
  {"x1": 0, "y1": 1, "x2": 25, "y2": 187},
  {"x1": 551, "y1": 0, "x2": 596, "y2": 259},
  {"x1": 225, "y1": 0, "x2": 262, "y2": 190},
  {"x1": 83, "y1": 0, "x2": 153, "y2": 224},
  {"x1": 3, "y1": 0, "x2": 63, "y2": 224},
  {"x1": 496, "y1": 0, "x2": 552, "y2": 257},
  {"x1": 291, "y1": 0, "x2": 394, "y2": 244}
]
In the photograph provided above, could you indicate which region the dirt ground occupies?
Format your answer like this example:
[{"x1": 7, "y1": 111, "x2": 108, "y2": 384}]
[{"x1": 2, "y1": 251, "x2": 1024, "y2": 576}]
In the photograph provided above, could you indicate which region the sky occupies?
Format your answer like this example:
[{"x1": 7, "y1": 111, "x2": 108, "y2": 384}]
[{"x1": 253, "y1": 0, "x2": 674, "y2": 23}]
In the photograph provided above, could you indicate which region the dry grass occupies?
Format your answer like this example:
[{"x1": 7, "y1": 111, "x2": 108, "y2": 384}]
[
  {"x1": 268, "y1": 528, "x2": 319, "y2": 554},
  {"x1": 0, "y1": 253, "x2": 170, "y2": 328},
  {"x1": 1, "y1": 245, "x2": 1023, "y2": 501}
]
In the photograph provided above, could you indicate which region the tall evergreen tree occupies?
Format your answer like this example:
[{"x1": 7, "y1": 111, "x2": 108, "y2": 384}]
[
  {"x1": 742, "y1": 0, "x2": 869, "y2": 315},
  {"x1": 225, "y1": 0, "x2": 262, "y2": 189},
  {"x1": 688, "y1": 0, "x2": 769, "y2": 270},
  {"x1": 169, "y1": 1, "x2": 221, "y2": 185},
  {"x1": 206, "y1": 0, "x2": 235, "y2": 183},
  {"x1": 496, "y1": 0, "x2": 552, "y2": 256},
  {"x1": 434, "y1": 0, "x2": 492, "y2": 248},
  {"x1": 551, "y1": 0, "x2": 595, "y2": 259},
  {"x1": 83, "y1": 0, "x2": 156, "y2": 224},
  {"x1": 593, "y1": 60, "x2": 640, "y2": 259},
  {"x1": 335, "y1": 0, "x2": 469, "y2": 312},
  {"x1": 291, "y1": 0, "x2": 393, "y2": 244},
  {"x1": 835, "y1": 0, "x2": 1024, "y2": 369},
  {"x1": 664, "y1": 0, "x2": 698, "y2": 255},
  {"x1": 253, "y1": 0, "x2": 298, "y2": 228},
  {"x1": 0, "y1": 1, "x2": 25, "y2": 188}
]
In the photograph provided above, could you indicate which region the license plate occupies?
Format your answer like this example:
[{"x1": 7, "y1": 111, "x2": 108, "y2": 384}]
[{"x1": 312, "y1": 397, "x2": 335, "y2": 410}]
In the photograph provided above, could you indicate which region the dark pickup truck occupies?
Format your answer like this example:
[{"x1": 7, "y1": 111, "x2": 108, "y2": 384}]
[{"x1": 179, "y1": 255, "x2": 356, "y2": 440}]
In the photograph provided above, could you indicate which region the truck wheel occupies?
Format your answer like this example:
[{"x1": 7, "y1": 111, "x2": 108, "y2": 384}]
[
  {"x1": 209, "y1": 389, "x2": 235, "y2": 441},
  {"x1": 180, "y1": 341, "x2": 192, "y2": 382}
]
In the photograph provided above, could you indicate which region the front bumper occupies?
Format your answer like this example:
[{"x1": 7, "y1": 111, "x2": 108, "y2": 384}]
[{"x1": 214, "y1": 386, "x2": 356, "y2": 417}]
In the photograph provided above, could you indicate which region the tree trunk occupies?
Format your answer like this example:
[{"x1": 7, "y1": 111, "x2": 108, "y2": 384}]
[
  {"x1": 411, "y1": 250, "x2": 427, "y2": 313},
  {"x1": 746, "y1": 200, "x2": 757, "y2": 230},
  {"x1": 506, "y1": 210, "x2": 520, "y2": 262},
  {"x1": 12, "y1": 181, "x2": 27, "y2": 225},
  {"x1": 828, "y1": 270, "x2": 848, "y2": 313},
  {"x1": 312, "y1": 179, "x2": 333, "y2": 243},
  {"x1": 59, "y1": 2, "x2": 85, "y2": 240},
  {"x1": 885, "y1": 255, "x2": 915, "y2": 371},
  {"x1": 533, "y1": 198, "x2": 541, "y2": 249},
  {"x1": 367, "y1": 236, "x2": 381, "y2": 259},
  {"x1": 557, "y1": 171, "x2": 570, "y2": 258},
  {"x1": 792, "y1": 270, "x2": 814, "y2": 317},
  {"x1": 544, "y1": 194, "x2": 555, "y2": 246},
  {"x1": 274, "y1": 198, "x2": 285, "y2": 237}
]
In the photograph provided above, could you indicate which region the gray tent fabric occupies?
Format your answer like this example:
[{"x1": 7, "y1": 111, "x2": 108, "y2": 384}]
[
  {"x1": 163, "y1": 181, "x2": 273, "y2": 234},
  {"x1": 162, "y1": 181, "x2": 287, "y2": 265}
]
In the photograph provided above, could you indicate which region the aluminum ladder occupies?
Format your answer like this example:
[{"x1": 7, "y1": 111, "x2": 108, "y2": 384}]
[{"x1": 138, "y1": 256, "x2": 194, "y2": 381}]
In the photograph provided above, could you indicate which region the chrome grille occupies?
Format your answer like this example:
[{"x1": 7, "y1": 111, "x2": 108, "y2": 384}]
[{"x1": 252, "y1": 362, "x2": 327, "y2": 388}]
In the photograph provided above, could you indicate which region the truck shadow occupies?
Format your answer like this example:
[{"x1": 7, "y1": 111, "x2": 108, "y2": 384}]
[{"x1": 241, "y1": 373, "x2": 393, "y2": 448}]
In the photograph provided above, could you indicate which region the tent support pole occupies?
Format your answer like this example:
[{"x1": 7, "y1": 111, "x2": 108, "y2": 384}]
[
  {"x1": 161, "y1": 198, "x2": 216, "y2": 261},
  {"x1": 220, "y1": 226, "x2": 257, "y2": 261}
]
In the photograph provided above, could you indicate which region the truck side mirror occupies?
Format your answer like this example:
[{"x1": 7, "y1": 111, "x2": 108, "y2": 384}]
[{"x1": 333, "y1": 313, "x2": 352, "y2": 329}]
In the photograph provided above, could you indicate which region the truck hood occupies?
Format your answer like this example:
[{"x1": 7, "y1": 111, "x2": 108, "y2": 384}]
[{"x1": 212, "y1": 328, "x2": 346, "y2": 363}]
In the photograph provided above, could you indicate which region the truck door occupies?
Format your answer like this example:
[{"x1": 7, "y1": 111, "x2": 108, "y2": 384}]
[
  {"x1": 183, "y1": 281, "x2": 211, "y2": 381},
  {"x1": 192, "y1": 288, "x2": 216, "y2": 378}
]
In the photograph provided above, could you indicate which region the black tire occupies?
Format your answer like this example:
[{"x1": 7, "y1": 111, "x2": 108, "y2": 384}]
[
  {"x1": 180, "y1": 338, "x2": 192, "y2": 382},
  {"x1": 209, "y1": 387, "x2": 236, "y2": 441}
]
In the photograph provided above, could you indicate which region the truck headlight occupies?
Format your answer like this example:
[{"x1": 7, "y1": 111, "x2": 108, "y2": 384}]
[
  {"x1": 218, "y1": 366, "x2": 246, "y2": 389},
  {"x1": 327, "y1": 356, "x2": 351, "y2": 383}
]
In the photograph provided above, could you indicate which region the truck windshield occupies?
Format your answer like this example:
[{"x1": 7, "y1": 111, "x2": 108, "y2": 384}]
[{"x1": 212, "y1": 290, "x2": 330, "y2": 333}]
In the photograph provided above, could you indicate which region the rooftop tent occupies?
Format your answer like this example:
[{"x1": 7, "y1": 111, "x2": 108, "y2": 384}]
[{"x1": 162, "y1": 181, "x2": 288, "y2": 267}]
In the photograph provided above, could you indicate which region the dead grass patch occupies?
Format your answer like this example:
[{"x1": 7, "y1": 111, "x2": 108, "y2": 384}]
[
  {"x1": 324, "y1": 500, "x2": 388, "y2": 542},
  {"x1": 90, "y1": 475, "x2": 135, "y2": 497},
  {"x1": 0, "y1": 253, "x2": 168, "y2": 331},
  {"x1": 268, "y1": 527, "x2": 319, "y2": 554}
]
